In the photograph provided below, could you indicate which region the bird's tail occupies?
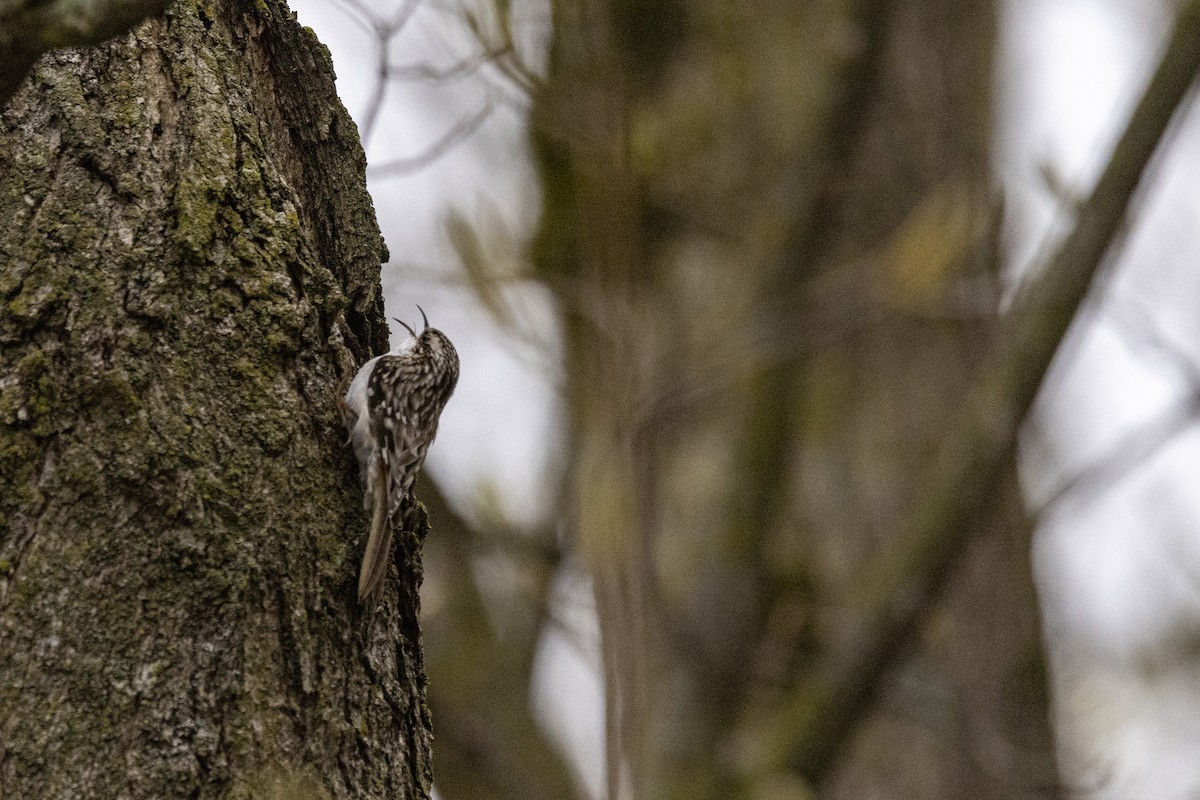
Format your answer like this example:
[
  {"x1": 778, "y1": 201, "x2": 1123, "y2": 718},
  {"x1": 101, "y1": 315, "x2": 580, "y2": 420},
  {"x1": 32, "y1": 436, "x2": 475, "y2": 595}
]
[{"x1": 357, "y1": 459, "x2": 393, "y2": 604}]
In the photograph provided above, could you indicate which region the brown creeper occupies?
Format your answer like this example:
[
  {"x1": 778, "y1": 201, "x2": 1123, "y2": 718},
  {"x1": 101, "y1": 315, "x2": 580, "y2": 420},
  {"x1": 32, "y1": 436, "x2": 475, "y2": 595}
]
[{"x1": 340, "y1": 306, "x2": 459, "y2": 603}]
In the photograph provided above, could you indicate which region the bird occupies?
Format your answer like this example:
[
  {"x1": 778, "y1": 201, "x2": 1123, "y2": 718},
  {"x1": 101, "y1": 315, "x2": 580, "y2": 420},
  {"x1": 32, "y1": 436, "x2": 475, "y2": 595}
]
[{"x1": 340, "y1": 306, "x2": 459, "y2": 603}]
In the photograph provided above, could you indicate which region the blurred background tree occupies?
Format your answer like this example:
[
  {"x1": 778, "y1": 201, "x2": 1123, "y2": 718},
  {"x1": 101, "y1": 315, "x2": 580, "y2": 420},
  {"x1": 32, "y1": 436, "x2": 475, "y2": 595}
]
[
  {"x1": 431, "y1": 0, "x2": 1067, "y2": 795},
  {"x1": 298, "y1": 0, "x2": 1200, "y2": 798},
  {"x1": 525, "y1": 0, "x2": 1051, "y2": 797}
]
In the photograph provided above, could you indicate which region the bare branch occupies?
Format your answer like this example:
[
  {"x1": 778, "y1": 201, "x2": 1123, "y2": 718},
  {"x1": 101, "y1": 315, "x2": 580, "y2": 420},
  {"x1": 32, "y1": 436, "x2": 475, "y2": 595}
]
[
  {"x1": 359, "y1": 40, "x2": 390, "y2": 148},
  {"x1": 1106, "y1": 297, "x2": 1200, "y2": 389},
  {"x1": 1036, "y1": 392, "x2": 1200, "y2": 521},
  {"x1": 327, "y1": 0, "x2": 379, "y2": 35},
  {"x1": 367, "y1": 96, "x2": 494, "y2": 178},
  {"x1": 328, "y1": 0, "x2": 520, "y2": 156},
  {"x1": 389, "y1": 43, "x2": 513, "y2": 82},
  {"x1": 1034, "y1": 299, "x2": 1200, "y2": 519},
  {"x1": 330, "y1": 0, "x2": 418, "y2": 35},
  {"x1": 757, "y1": 0, "x2": 1200, "y2": 780},
  {"x1": 387, "y1": 0, "x2": 422, "y2": 34},
  {"x1": 455, "y1": 0, "x2": 544, "y2": 95}
]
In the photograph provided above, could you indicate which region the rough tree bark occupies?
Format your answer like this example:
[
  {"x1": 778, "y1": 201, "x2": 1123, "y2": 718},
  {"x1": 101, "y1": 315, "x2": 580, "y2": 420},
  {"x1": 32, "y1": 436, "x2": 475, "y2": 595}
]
[
  {"x1": 0, "y1": 2, "x2": 432, "y2": 798},
  {"x1": 0, "y1": 0, "x2": 171, "y2": 103}
]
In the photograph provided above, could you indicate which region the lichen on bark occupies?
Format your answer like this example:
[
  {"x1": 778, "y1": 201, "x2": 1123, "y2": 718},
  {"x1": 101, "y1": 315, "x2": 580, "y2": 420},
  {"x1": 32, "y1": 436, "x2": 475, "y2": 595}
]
[{"x1": 0, "y1": 2, "x2": 430, "y2": 798}]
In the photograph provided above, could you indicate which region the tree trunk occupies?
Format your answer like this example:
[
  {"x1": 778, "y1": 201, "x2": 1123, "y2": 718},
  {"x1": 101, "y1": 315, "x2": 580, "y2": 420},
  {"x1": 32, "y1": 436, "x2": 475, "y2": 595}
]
[
  {"x1": 530, "y1": 0, "x2": 1056, "y2": 797},
  {"x1": 0, "y1": 2, "x2": 432, "y2": 798}
]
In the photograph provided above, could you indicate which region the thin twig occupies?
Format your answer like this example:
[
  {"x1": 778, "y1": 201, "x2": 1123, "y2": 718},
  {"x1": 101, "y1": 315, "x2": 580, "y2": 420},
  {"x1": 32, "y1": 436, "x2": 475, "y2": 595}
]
[
  {"x1": 1034, "y1": 298, "x2": 1200, "y2": 519},
  {"x1": 388, "y1": 0, "x2": 422, "y2": 34},
  {"x1": 367, "y1": 96, "x2": 494, "y2": 178},
  {"x1": 389, "y1": 43, "x2": 513, "y2": 83},
  {"x1": 331, "y1": 0, "x2": 436, "y2": 148},
  {"x1": 1035, "y1": 391, "x2": 1200, "y2": 521},
  {"x1": 1105, "y1": 296, "x2": 1200, "y2": 389},
  {"x1": 359, "y1": 39, "x2": 391, "y2": 148},
  {"x1": 327, "y1": 0, "x2": 378, "y2": 35}
]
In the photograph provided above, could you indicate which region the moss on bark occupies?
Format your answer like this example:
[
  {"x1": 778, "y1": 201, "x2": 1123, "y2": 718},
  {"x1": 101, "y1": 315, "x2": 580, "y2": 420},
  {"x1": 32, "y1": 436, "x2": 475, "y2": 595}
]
[{"x1": 0, "y1": 2, "x2": 429, "y2": 798}]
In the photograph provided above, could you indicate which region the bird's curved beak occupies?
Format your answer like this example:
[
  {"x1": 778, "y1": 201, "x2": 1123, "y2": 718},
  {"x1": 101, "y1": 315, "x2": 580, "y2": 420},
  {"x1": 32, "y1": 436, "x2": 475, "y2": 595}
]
[{"x1": 392, "y1": 317, "x2": 417, "y2": 338}]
